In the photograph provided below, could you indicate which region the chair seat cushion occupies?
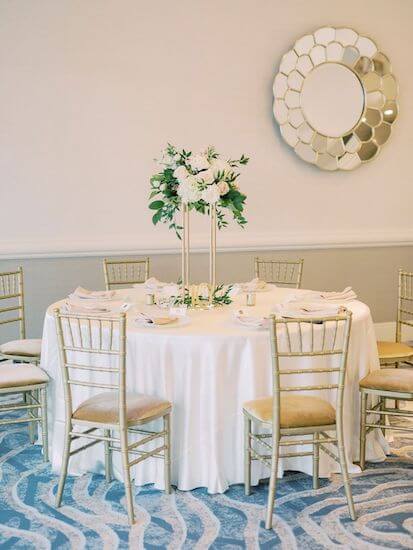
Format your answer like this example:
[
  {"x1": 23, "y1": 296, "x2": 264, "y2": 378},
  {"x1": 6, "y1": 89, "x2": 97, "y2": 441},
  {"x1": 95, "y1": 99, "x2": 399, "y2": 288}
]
[
  {"x1": 0, "y1": 362, "x2": 49, "y2": 388},
  {"x1": 360, "y1": 368, "x2": 413, "y2": 393},
  {"x1": 243, "y1": 394, "x2": 336, "y2": 428},
  {"x1": 377, "y1": 341, "x2": 413, "y2": 360},
  {"x1": 73, "y1": 391, "x2": 171, "y2": 424},
  {"x1": 0, "y1": 338, "x2": 42, "y2": 357}
]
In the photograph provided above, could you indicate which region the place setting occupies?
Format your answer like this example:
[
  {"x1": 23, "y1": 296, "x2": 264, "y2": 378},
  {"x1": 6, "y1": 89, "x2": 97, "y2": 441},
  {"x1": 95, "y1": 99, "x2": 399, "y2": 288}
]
[
  {"x1": 233, "y1": 286, "x2": 356, "y2": 329},
  {"x1": 62, "y1": 286, "x2": 132, "y2": 314}
]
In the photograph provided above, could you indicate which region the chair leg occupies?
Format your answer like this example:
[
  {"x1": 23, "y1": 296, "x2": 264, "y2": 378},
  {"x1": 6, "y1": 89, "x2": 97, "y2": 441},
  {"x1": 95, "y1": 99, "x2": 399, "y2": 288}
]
[
  {"x1": 26, "y1": 392, "x2": 35, "y2": 444},
  {"x1": 56, "y1": 420, "x2": 71, "y2": 507},
  {"x1": 337, "y1": 421, "x2": 356, "y2": 520},
  {"x1": 395, "y1": 363, "x2": 400, "y2": 410},
  {"x1": 265, "y1": 430, "x2": 279, "y2": 530},
  {"x1": 312, "y1": 432, "x2": 319, "y2": 489},
  {"x1": 120, "y1": 427, "x2": 135, "y2": 525},
  {"x1": 380, "y1": 398, "x2": 386, "y2": 436},
  {"x1": 104, "y1": 429, "x2": 112, "y2": 483},
  {"x1": 163, "y1": 413, "x2": 172, "y2": 494},
  {"x1": 40, "y1": 387, "x2": 48, "y2": 462},
  {"x1": 244, "y1": 415, "x2": 251, "y2": 496},
  {"x1": 359, "y1": 392, "x2": 367, "y2": 471}
]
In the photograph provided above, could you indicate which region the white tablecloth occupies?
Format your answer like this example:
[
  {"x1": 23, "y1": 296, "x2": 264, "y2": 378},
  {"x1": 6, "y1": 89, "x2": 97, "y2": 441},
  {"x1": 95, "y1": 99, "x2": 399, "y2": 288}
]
[{"x1": 41, "y1": 285, "x2": 387, "y2": 493}]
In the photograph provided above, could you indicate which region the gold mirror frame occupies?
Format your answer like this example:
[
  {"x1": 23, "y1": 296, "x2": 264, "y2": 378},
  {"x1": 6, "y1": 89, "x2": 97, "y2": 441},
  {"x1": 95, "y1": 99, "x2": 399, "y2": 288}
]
[{"x1": 273, "y1": 27, "x2": 398, "y2": 171}]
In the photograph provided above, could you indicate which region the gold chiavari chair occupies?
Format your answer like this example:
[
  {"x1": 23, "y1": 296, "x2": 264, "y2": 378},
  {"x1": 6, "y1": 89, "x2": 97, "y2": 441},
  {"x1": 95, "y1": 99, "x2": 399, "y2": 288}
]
[
  {"x1": 0, "y1": 362, "x2": 49, "y2": 457},
  {"x1": 359, "y1": 368, "x2": 413, "y2": 470},
  {"x1": 254, "y1": 258, "x2": 304, "y2": 289},
  {"x1": 54, "y1": 309, "x2": 172, "y2": 525},
  {"x1": 0, "y1": 267, "x2": 42, "y2": 363},
  {"x1": 103, "y1": 258, "x2": 150, "y2": 291},
  {"x1": 243, "y1": 311, "x2": 355, "y2": 529},
  {"x1": 376, "y1": 269, "x2": 413, "y2": 367}
]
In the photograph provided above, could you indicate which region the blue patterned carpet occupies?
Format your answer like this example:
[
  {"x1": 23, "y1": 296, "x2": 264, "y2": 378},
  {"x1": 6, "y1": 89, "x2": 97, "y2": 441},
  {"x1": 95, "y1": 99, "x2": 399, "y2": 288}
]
[{"x1": 0, "y1": 417, "x2": 412, "y2": 549}]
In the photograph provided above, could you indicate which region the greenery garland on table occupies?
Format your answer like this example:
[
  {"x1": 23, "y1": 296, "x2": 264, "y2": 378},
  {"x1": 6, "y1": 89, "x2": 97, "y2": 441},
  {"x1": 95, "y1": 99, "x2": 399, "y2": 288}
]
[
  {"x1": 171, "y1": 284, "x2": 235, "y2": 307},
  {"x1": 149, "y1": 144, "x2": 249, "y2": 238}
]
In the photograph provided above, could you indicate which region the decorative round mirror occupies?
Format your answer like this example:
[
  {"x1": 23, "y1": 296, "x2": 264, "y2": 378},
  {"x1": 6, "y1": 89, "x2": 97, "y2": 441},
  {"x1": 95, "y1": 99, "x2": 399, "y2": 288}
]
[{"x1": 273, "y1": 27, "x2": 398, "y2": 171}]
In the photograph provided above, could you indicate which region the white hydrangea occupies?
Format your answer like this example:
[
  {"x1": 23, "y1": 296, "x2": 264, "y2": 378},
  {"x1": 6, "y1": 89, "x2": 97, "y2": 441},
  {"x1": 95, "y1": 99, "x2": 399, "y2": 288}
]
[
  {"x1": 189, "y1": 153, "x2": 210, "y2": 171},
  {"x1": 201, "y1": 184, "x2": 220, "y2": 204},
  {"x1": 173, "y1": 165, "x2": 190, "y2": 183},
  {"x1": 178, "y1": 176, "x2": 202, "y2": 204}
]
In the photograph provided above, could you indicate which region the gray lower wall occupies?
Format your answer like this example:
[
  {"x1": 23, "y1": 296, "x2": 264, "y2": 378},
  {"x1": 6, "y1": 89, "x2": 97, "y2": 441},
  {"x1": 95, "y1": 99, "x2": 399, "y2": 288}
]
[{"x1": 1, "y1": 245, "x2": 412, "y2": 340}]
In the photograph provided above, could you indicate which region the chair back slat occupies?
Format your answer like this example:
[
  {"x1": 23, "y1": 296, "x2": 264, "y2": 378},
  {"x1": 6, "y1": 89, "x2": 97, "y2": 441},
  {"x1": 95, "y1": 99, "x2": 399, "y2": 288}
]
[
  {"x1": 54, "y1": 309, "x2": 127, "y2": 426},
  {"x1": 254, "y1": 258, "x2": 303, "y2": 288},
  {"x1": 269, "y1": 311, "x2": 352, "y2": 428},
  {"x1": 0, "y1": 267, "x2": 26, "y2": 340},
  {"x1": 397, "y1": 270, "x2": 413, "y2": 340},
  {"x1": 282, "y1": 384, "x2": 339, "y2": 392},
  {"x1": 66, "y1": 362, "x2": 119, "y2": 373},
  {"x1": 67, "y1": 380, "x2": 119, "y2": 390},
  {"x1": 103, "y1": 258, "x2": 150, "y2": 290}
]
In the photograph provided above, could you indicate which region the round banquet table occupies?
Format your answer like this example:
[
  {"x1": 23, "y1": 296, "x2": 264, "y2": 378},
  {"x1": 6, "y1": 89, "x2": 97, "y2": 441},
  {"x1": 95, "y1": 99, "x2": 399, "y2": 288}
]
[{"x1": 40, "y1": 285, "x2": 387, "y2": 493}]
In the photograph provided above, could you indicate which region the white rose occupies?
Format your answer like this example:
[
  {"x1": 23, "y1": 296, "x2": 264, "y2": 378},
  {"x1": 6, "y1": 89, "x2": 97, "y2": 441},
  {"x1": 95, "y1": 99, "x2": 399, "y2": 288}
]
[
  {"x1": 189, "y1": 153, "x2": 210, "y2": 171},
  {"x1": 217, "y1": 181, "x2": 229, "y2": 196},
  {"x1": 178, "y1": 176, "x2": 201, "y2": 204},
  {"x1": 201, "y1": 184, "x2": 220, "y2": 204},
  {"x1": 173, "y1": 165, "x2": 189, "y2": 183},
  {"x1": 197, "y1": 168, "x2": 215, "y2": 185}
]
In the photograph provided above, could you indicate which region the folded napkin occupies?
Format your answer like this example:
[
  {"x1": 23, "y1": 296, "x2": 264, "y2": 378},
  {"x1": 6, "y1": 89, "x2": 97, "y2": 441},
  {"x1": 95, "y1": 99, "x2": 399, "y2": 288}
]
[
  {"x1": 70, "y1": 286, "x2": 116, "y2": 300},
  {"x1": 140, "y1": 277, "x2": 168, "y2": 291},
  {"x1": 274, "y1": 301, "x2": 344, "y2": 319},
  {"x1": 135, "y1": 312, "x2": 177, "y2": 326},
  {"x1": 285, "y1": 286, "x2": 357, "y2": 304},
  {"x1": 239, "y1": 278, "x2": 267, "y2": 292},
  {"x1": 319, "y1": 287, "x2": 357, "y2": 301},
  {"x1": 64, "y1": 299, "x2": 131, "y2": 314},
  {"x1": 233, "y1": 310, "x2": 269, "y2": 328}
]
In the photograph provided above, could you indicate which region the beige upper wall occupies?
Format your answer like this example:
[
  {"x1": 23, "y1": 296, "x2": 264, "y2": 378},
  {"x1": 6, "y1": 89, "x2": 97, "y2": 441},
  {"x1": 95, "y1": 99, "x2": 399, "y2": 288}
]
[{"x1": 0, "y1": 0, "x2": 412, "y2": 257}]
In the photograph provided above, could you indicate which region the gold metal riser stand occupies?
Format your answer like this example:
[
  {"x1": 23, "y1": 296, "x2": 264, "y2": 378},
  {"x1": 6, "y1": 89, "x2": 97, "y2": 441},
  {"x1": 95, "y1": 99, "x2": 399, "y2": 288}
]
[{"x1": 181, "y1": 203, "x2": 217, "y2": 307}]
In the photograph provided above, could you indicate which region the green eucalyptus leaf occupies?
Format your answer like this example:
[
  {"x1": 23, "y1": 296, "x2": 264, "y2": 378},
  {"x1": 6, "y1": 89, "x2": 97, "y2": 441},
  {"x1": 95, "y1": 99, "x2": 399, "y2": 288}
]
[
  {"x1": 149, "y1": 200, "x2": 164, "y2": 210},
  {"x1": 152, "y1": 210, "x2": 163, "y2": 225}
]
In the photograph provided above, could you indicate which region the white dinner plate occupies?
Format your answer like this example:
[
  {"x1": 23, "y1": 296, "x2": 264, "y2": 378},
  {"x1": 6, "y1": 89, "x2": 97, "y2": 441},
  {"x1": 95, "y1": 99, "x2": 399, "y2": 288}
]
[{"x1": 135, "y1": 316, "x2": 190, "y2": 329}]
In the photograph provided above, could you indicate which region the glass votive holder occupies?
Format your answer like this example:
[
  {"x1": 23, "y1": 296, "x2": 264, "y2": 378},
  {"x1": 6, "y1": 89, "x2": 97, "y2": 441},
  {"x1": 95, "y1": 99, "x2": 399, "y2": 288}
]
[
  {"x1": 145, "y1": 293, "x2": 155, "y2": 306},
  {"x1": 156, "y1": 294, "x2": 174, "y2": 309},
  {"x1": 246, "y1": 292, "x2": 256, "y2": 306}
]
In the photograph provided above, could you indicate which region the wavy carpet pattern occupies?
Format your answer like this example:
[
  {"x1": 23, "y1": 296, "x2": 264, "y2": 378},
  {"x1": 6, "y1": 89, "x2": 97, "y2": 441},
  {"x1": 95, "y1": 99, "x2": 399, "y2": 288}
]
[{"x1": 0, "y1": 417, "x2": 412, "y2": 549}]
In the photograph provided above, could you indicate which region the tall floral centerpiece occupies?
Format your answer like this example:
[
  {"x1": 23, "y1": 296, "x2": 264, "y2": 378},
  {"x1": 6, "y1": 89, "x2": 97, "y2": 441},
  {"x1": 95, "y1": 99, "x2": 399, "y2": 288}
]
[{"x1": 149, "y1": 144, "x2": 249, "y2": 305}]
